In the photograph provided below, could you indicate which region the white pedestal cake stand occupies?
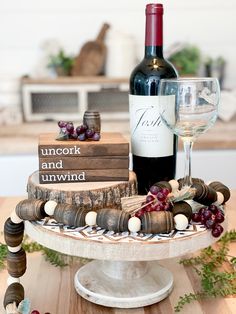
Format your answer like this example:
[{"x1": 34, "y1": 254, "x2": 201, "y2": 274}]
[{"x1": 24, "y1": 218, "x2": 222, "y2": 308}]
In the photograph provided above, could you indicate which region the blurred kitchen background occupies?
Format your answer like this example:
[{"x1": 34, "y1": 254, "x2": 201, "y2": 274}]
[{"x1": 0, "y1": 0, "x2": 236, "y2": 195}]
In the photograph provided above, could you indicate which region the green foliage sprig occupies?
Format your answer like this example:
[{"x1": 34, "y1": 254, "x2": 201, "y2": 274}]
[{"x1": 175, "y1": 230, "x2": 236, "y2": 312}]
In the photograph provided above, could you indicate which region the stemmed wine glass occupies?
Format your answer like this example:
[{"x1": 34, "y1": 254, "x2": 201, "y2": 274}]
[{"x1": 158, "y1": 77, "x2": 220, "y2": 188}]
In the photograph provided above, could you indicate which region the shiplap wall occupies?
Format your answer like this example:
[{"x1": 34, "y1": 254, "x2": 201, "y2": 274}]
[{"x1": 0, "y1": 0, "x2": 236, "y2": 109}]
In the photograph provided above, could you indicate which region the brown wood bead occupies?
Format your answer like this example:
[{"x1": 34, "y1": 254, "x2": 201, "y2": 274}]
[
  {"x1": 97, "y1": 208, "x2": 130, "y2": 232},
  {"x1": 192, "y1": 182, "x2": 217, "y2": 206},
  {"x1": 153, "y1": 181, "x2": 172, "y2": 192},
  {"x1": 83, "y1": 111, "x2": 101, "y2": 133},
  {"x1": 54, "y1": 204, "x2": 89, "y2": 227},
  {"x1": 172, "y1": 201, "x2": 193, "y2": 220},
  {"x1": 3, "y1": 282, "x2": 24, "y2": 309},
  {"x1": 209, "y1": 181, "x2": 231, "y2": 203},
  {"x1": 15, "y1": 199, "x2": 46, "y2": 221},
  {"x1": 4, "y1": 218, "x2": 24, "y2": 247},
  {"x1": 7, "y1": 248, "x2": 27, "y2": 278},
  {"x1": 141, "y1": 211, "x2": 174, "y2": 234}
]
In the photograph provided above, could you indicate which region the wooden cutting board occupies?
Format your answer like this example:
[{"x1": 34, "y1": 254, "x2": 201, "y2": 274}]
[{"x1": 72, "y1": 23, "x2": 110, "y2": 76}]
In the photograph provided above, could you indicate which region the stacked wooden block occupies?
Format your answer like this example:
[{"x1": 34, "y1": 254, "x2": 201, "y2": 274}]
[{"x1": 38, "y1": 132, "x2": 129, "y2": 184}]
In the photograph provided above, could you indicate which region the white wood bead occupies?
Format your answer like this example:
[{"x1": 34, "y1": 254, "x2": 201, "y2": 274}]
[
  {"x1": 213, "y1": 192, "x2": 224, "y2": 206},
  {"x1": 128, "y1": 216, "x2": 141, "y2": 233},
  {"x1": 168, "y1": 179, "x2": 179, "y2": 192},
  {"x1": 7, "y1": 276, "x2": 20, "y2": 286},
  {"x1": 85, "y1": 211, "x2": 97, "y2": 226},
  {"x1": 174, "y1": 214, "x2": 189, "y2": 231},
  {"x1": 7, "y1": 244, "x2": 22, "y2": 253},
  {"x1": 10, "y1": 211, "x2": 23, "y2": 224},
  {"x1": 44, "y1": 200, "x2": 57, "y2": 216}
]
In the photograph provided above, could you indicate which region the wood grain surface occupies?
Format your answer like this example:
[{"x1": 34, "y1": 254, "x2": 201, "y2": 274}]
[{"x1": 0, "y1": 193, "x2": 236, "y2": 314}]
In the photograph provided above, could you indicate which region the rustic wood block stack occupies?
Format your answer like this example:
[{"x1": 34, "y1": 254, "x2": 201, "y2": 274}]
[{"x1": 38, "y1": 132, "x2": 130, "y2": 184}]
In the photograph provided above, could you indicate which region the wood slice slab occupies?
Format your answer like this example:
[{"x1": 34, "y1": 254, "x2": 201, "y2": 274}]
[{"x1": 27, "y1": 170, "x2": 137, "y2": 210}]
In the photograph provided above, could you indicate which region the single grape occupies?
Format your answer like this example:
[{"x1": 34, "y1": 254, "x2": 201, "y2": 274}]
[
  {"x1": 69, "y1": 130, "x2": 78, "y2": 139},
  {"x1": 135, "y1": 210, "x2": 144, "y2": 218},
  {"x1": 76, "y1": 124, "x2": 87, "y2": 135},
  {"x1": 85, "y1": 128, "x2": 95, "y2": 138},
  {"x1": 78, "y1": 133, "x2": 86, "y2": 141},
  {"x1": 200, "y1": 215, "x2": 207, "y2": 224},
  {"x1": 58, "y1": 121, "x2": 67, "y2": 128},
  {"x1": 208, "y1": 204, "x2": 219, "y2": 214},
  {"x1": 149, "y1": 185, "x2": 161, "y2": 195},
  {"x1": 203, "y1": 209, "x2": 212, "y2": 220},
  {"x1": 162, "y1": 188, "x2": 170, "y2": 197},
  {"x1": 145, "y1": 204, "x2": 153, "y2": 212},
  {"x1": 215, "y1": 212, "x2": 225, "y2": 223},
  {"x1": 163, "y1": 202, "x2": 171, "y2": 211},
  {"x1": 198, "y1": 207, "x2": 206, "y2": 215},
  {"x1": 156, "y1": 192, "x2": 166, "y2": 202},
  {"x1": 214, "y1": 223, "x2": 224, "y2": 233},
  {"x1": 92, "y1": 132, "x2": 101, "y2": 141},
  {"x1": 192, "y1": 213, "x2": 201, "y2": 223},
  {"x1": 212, "y1": 226, "x2": 223, "y2": 237},
  {"x1": 146, "y1": 194, "x2": 155, "y2": 203},
  {"x1": 66, "y1": 122, "x2": 74, "y2": 134},
  {"x1": 31, "y1": 311, "x2": 40, "y2": 314},
  {"x1": 205, "y1": 219, "x2": 215, "y2": 229}
]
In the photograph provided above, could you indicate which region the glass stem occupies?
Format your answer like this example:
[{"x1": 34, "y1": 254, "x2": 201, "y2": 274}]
[{"x1": 183, "y1": 140, "x2": 194, "y2": 187}]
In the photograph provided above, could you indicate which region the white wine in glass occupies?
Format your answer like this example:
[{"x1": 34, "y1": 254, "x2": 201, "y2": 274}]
[{"x1": 158, "y1": 77, "x2": 220, "y2": 187}]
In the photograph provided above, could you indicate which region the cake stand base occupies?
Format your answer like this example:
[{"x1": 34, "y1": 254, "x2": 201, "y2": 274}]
[{"x1": 74, "y1": 260, "x2": 173, "y2": 308}]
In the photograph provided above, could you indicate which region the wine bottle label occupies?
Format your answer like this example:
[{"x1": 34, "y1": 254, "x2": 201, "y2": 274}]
[{"x1": 129, "y1": 95, "x2": 175, "y2": 157}]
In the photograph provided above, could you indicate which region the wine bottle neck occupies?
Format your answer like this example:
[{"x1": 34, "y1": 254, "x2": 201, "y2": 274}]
[{"x1": 144, "y1": 3, "x2": 164, "y2": 58}]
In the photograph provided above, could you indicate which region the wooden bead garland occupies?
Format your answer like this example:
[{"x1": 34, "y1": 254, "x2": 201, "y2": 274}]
[
  {"x1": 192, "y1": 182, "x2": 217, "y2": 206},
  {"x1": 141, "y1": 211, "x2": 174, "y2": 234},
  {"x1": 209, "y1": 181, "x2": 231, "y2": 203},
  {"x1": 97, "y1": 208, "x2": 130, "y2": 232},
  {"x1": 54, "y1": 204, "x2": 89, "y2": 227},
  {"x1": 172, "y1": 201, "x2": 193, "y2": 221}
]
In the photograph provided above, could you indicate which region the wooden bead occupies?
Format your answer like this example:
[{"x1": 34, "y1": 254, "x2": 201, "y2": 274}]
[
  {"x1": 7, "y1": 248, "x2": 27, "y2": 278},
  {"x1": 172, "y1": 201, "x2": 192, "y2": 221},
  {"x1": 168, "y1": 179, "x2": 179, "y2": 192},
  {"x1": 174, "y1": 214, "x2": 189, "y2": 230},
  {"x1": 85, "y1": 211, "x2": 97, "y2": 226},
  {"x1": 7, "y1": 276, "x2": 20, "y2": 286},
  {"x1": 97, "y1": 208, "x2": 130, "y2": 232},
  {"x1": 141, "y1": 211, "x2": 174, "y2": 234},
  {"x1": 54, "y1": 204, "x2": 89, "y2": 227},
  {"x1": 15, "y1": 199, "x2": 47, "y2": 221},
  {"x1": 4, "y1": 218, "x2": 24, "y2": 247},
  {"x1": 128, "y1": 216, "x2": 141, "y2": 233},
  {"x1": 192, "y1": 182, "x2": 217, "y2": 206},
  {"x1": 83, "y1": 111, "x2": 101, "y2": 133},
  {"x1": 10, "y1": 211, "x2": 23, "y2": 224},
  {"x1": 209, "y1": 181, "x2": 230, "y2": 203},
  {"x1": 214, "y1": 191, "x2": 224, "y2": 206},
  {"x1": 44, "y1": 200, "x2": 57, "y2": 216},
  {"x1": 3, "y1": 282, "x2": 24, "y2": 309},
  {"x1": 8, "y1": 245, "x2": 22, "y2": 253}
]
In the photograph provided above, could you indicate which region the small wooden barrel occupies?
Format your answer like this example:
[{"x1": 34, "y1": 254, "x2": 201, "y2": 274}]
[
  {"x1": 192, "y1": 182, "x2": 217, "y2": 206},
  {"x1": 209, "y1": 181, "x2": 231, "y2": 203},
  {"x1": 7, "y1": 248, "x2": 27, "y2": 278},
  {"x1": 15, "y1": 199, "x2": 46, "y2": 221},
  {"x1": 97, "y1": 208, "x2": 130, "y2": 232},
  {"x1": 141, "y1": 211, "x2": 174, "y2": 234},
  {"x1": 3, "y1": 282, "x2": 24, "y2": 309},
  {"x1": 172, "y1": 201, "x2": 192, "y2": 220},
  {"x1": 83, "y1": 111, "x2": 101, "y2": 132},
  {"x1": 4, "y1": 218, "x2": 24, "y2": 247},
  {"x1": 54, "y1": 204, "x2": 88, "y2": 227}
]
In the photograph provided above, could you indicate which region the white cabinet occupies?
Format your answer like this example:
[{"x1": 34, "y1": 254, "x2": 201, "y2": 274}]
[{"x1": 22, "y1": 77, "x2": 129, "y2": 122}]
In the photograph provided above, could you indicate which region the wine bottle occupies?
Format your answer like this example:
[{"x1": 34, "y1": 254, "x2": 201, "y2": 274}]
[{"x1": 129, "y1": 3, "x2": 178, "y2": 195}]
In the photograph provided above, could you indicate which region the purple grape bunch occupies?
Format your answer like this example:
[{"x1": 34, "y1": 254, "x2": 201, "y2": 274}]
[
  {"x1": 135, "y1": 185, "x2": 171, "y2": 218},
  {"x1": 191, "y1": 204, "x2": 225, "y2": 237},
  {"x1": 57, "y1": 121, "x2": 100, "y2": 141}
]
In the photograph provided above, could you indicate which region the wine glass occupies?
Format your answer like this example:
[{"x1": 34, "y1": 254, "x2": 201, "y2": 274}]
[{"x1": 158, "y1": 77, "x2": 220, "y2": 188}]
